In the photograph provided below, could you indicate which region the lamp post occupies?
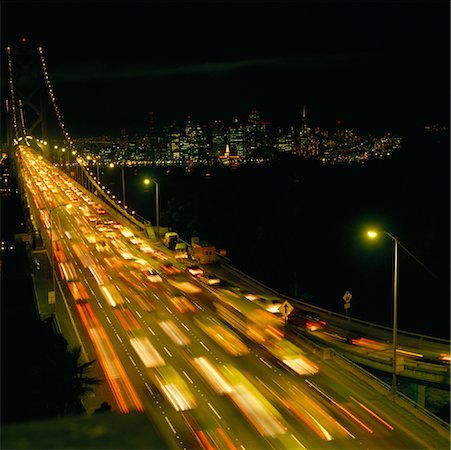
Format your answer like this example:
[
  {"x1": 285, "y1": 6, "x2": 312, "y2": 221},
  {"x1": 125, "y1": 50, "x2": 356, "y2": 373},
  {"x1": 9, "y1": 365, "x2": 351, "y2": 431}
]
[
  {"x1": 49, "y1": 203, "x2": 72, "y2": 312},
  {"x1": 144, "y1": 178, "x2": 159, "y2": 238},
  {"x1": 121, "y1": 165, "x2": 126, "y2": 207},
  {"x1": 61, "y1": 148, "x2": 67, "y2": 172},
  {"x1": 367, "y1": 229, "x2": 399, "y2": 396}
]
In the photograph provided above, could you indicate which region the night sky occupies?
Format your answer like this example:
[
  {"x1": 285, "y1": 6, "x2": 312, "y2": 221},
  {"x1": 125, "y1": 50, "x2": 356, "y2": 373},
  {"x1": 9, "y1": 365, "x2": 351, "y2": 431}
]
[{"x1": 2, "y1": 0, "x2": 449, "y2": 137}]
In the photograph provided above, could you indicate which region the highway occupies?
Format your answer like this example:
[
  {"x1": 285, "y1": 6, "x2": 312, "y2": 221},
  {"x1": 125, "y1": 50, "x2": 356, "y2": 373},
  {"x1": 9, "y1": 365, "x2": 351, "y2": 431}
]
[
  {"x1": 17, "y1": 145, "x2": 450, "y2": 449},
  {"x1": 214, "y1": 260, "x2": 450, "y2": 385}
]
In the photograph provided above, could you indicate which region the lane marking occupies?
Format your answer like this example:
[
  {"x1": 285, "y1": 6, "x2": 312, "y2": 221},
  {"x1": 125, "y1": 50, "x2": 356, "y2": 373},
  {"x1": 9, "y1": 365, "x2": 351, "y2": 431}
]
[
  {"x1": 200, "y1": 341, "x2": 210, "y2": 352},
  {"x1": 290, "y1": 434, "x2": 308, "y2": 449},
  {"x1": 259, "y1": 357, "x2": 272, "y2": 368},
  {"x1": 165, "y1": 416, "x2": 177, "y2": 434},
  {"x1": 182, "y1": 370, "x2": 194, "y2": 384},
  {"x1": 208, "y1": 402, "x2": 222, "y2": 420}
]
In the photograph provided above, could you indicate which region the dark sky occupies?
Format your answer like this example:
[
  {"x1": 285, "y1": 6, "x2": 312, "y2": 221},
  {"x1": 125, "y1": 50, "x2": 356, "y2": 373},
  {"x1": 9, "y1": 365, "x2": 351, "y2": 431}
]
[{"x1": 2, "y1": 0, "x2": 450, "y2": 137}]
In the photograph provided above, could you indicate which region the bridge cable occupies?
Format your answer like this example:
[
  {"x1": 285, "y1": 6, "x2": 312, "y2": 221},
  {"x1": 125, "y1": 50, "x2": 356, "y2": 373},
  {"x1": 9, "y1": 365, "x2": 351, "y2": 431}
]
[
  {"x1": 38, "y1": 47, "x2": 76, "y2": 154},
  {"x1": 6, "y1": 47, "x2": 20, "y2": 141}
]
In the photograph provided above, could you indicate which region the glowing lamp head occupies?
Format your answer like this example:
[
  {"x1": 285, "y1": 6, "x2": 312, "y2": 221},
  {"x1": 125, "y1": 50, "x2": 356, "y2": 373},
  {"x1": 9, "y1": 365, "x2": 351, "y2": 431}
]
[
  {"x1": 144, "y1": 178, "x2": 151, "y2": 185},
  {"x1": 109, "y1": 163, "x2": 114, "y2": 168},
  {"x1": 367, "y1": 231, "x2": 378, "y2": 239}
]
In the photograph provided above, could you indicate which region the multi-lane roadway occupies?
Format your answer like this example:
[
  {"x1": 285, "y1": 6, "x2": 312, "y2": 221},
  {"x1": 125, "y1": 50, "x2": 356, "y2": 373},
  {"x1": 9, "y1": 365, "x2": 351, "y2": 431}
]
[{"x1": 17, "y1": 146, "x2": 450, "y2": 450}]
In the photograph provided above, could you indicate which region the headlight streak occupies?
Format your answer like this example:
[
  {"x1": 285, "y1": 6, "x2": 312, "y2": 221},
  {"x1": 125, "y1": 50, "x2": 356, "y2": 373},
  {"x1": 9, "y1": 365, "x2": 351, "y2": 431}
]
[
  {"x1": 349, "y1": 396, "x2": 394, "y2": 430},
  {"x1": 305, "y1": 379, "x2": 373, "y2": 434}
]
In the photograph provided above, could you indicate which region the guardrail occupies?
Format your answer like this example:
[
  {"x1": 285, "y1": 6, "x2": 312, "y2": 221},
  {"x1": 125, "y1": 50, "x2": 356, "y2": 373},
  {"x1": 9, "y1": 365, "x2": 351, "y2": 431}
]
[
  {"x1": 333, "y1": 352, "x2": 450, "y2": 435},
  {"x1": 221, "y1": 261, "x2": 450, "y2": 345},
  {"x1": 290, "y1": 326, "x2": 450, "y2": 434},
  {"x1": 76, "y1": 160, "x2": 151, "y2": 230}
]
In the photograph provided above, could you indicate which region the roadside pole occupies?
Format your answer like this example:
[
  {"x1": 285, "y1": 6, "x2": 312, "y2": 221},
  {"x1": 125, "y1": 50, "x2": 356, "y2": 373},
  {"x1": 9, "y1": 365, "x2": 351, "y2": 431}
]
[{"x1": 343, "y1": 290, "x2": 352, "y2": 316}]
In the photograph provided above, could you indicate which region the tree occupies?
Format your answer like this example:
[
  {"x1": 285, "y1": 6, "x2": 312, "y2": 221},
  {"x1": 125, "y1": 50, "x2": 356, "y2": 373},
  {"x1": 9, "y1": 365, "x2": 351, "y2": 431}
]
[{"x1": 51, "y1": 346, "x2": 102, "y2": 416}]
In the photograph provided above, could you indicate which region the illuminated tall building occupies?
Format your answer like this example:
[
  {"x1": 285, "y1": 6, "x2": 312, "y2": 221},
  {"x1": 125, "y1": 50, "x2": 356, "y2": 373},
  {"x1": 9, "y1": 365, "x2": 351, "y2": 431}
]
[
  {"x1": 245, "y1": 109, "x2": 261, "y2": 158},
  {"x1": 298, "y1": 105, "x2": 311, "y2": 156},
  {"x1": 168, "y1": 132, "x2": 181, "y2": 162},
  {"x1": 180, "y1": 115, "x2": 209, "y2": 163},
  {"x1": 211, "y1": 119, "x2": 227, "y2": 159},
  {"x1": 276, "y1": 127, "x2": 295, "y2": 153},
  {"x1": 229, "y1": 116, "x2": 245, "y2": 157},
  {"x1": 301, "y1": 105, "x2": 307, "y2": 133}
]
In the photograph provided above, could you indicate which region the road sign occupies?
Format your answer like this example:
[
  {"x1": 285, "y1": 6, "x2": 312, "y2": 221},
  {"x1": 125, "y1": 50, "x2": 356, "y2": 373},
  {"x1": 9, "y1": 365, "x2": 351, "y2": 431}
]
[
  {"x1": 279, "y1": 301, "x2": 294, "y2": 318},
  {"x1": 343, "y1": 291, "x2": 352, "y2": 303},
  {"x1": 48, "y1": 291, "x2": 55, "y2": 305}
]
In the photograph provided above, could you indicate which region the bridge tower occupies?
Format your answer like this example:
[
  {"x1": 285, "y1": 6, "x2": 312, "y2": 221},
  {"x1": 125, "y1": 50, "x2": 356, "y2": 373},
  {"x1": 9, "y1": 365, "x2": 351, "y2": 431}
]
[{"x1": 6, "y1": 39, "x2": 49, "y2": 159}]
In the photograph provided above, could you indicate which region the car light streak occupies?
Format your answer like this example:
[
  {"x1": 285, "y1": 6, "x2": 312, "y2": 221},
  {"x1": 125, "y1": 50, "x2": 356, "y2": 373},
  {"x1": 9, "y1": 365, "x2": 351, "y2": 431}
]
[
  {"x1": 396, "y1": 349, "x2": 423, "y2": 359},
  {"x1": 100, "y1": 285, "x2": 124, "y2": 307},
  {"x1": 284, "y1": 399, "x2": 333, "y2": 441},
  {"x1": 76, "y1": 305, "x2": 128, "y2": 412},
  {"x1": 124, "y1": 309, "x2": 141, "y2": 329},
  {"x1": 222, "y1": 366, "x2": 287, "y2": 439},
  {"x1": 96, "y1": 325, "x2": 144, "y2": 412},
  {"x1": 159, "y1": 320, "x2": 191, "y2": 347},
  {"x1": 350, "y1": 396, "x2": 394, "y2": 430},
  {"x1": 114, "y1": 310, "x2": 131, "y2": 330},
  {"x1": 88, "y1": 265, "x2": 107, "y2": 285},
  {"x1": 196, "y1": 317, "x2": 249, "y2": 356},
  {"x1": 129, "y1": 337, "x2": 165, "y2": 368},
  {"x1": 151, "y1": 365, "x2": 196, "y2": 411},
  {"x1": 192, "y1": 357, "x2": 233, "y2": 395},
  {"x1": 75, "y1": 304, "x2": 143, "y2": 413},
  {"x1": 58, "y1": 261, "x2": 76, "y2": 281},
  {"x1": 230, "y1": 385, "x2": 286, "y2": 437},
  {"x1": 67, "y1": 281, "x2": 89, "y2": 301},
  {"x1": 196, "y1": 431, "x2": 216, "y2": 450},
  {"x1": 305, "y1": 379, "x2": 373, "y2": 434},
  {"x1": 216, "y1": 428, "x2": 237, "y2": 450}
]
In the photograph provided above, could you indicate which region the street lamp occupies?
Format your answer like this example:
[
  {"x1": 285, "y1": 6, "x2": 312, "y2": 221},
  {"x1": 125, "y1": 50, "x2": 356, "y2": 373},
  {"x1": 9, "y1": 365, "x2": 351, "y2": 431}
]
[
  {"x1": 144, "y1": 178, "x2": 159, "y2": 238},
  {"x1": 49, "y1": 203, "x2": 72, "y2": 312},
  {"x1": 367, "y1": 229, "x2": 399, "y2": 396}
]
